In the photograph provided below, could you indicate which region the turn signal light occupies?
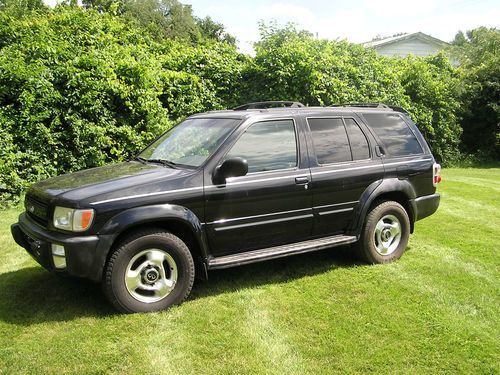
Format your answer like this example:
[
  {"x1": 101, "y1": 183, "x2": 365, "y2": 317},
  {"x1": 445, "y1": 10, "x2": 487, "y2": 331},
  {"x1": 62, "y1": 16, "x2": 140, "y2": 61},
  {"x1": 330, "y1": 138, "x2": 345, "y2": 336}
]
[{"x1": 80, "y1": 210, "x2": 93, "y2": 230}]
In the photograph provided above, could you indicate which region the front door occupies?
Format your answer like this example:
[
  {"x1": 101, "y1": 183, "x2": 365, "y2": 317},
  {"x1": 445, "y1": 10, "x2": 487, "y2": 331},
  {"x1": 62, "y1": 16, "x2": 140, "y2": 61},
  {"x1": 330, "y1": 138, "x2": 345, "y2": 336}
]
[{"x1": 204, "y1": 118, "x2": 313, "y2": 256}]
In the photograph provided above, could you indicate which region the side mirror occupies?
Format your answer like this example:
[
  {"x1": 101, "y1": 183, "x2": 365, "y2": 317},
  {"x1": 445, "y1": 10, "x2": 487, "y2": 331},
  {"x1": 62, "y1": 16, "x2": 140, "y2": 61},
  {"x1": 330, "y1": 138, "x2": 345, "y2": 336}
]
[{"x1": 213, "y1": 157, "x2": 248, "y2": 184}]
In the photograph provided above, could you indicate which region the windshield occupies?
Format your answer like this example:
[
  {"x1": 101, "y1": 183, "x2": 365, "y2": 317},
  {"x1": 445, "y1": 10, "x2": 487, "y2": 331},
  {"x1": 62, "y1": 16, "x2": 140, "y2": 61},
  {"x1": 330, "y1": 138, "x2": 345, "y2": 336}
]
[{"x1": 139, "y1": 118, "x2": 241, "y2": 167}]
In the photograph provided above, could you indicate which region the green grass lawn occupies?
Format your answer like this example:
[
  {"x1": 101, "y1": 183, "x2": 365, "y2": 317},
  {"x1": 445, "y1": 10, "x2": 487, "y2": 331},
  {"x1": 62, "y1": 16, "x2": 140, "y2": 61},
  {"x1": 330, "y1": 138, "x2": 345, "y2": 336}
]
[{"x1": 0, "y1": 167, "x2": 499, "y2": 374}]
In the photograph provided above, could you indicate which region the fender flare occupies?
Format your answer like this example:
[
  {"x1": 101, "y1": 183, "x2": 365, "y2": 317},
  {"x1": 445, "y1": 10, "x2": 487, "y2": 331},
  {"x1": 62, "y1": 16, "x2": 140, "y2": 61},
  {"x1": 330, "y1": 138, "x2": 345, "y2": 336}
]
[
  {"x1": 350, "y1": 178, "x2": 417, "y2": 236},
  {"x1": 92, "y1": 204, "x2": 210, "y2": 281}
]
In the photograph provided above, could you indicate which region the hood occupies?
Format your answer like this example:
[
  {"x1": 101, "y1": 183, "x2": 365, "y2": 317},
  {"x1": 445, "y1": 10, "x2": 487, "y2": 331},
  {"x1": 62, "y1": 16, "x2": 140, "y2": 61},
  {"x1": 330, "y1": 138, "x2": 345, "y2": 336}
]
[{"x1": 28, "y1": 161, "x2": 193, "y2": 204}]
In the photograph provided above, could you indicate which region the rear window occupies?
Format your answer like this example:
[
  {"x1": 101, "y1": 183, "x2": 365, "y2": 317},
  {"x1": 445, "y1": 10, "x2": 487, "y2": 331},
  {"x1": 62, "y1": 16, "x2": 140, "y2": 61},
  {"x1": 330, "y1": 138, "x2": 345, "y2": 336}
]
[
  {"x1": 308, "y1": 118, "x2": 351, "y2": 164},
  {"x1": 362, "y1": 113, "x2": 423, "y2": 156}
]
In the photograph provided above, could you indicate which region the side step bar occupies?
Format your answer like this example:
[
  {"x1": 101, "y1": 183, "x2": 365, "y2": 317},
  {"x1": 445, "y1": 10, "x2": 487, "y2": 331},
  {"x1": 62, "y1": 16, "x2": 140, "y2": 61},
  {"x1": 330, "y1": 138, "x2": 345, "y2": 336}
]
[{"x1": 208, "y1": 234, "x2": 357, "y2": 270}]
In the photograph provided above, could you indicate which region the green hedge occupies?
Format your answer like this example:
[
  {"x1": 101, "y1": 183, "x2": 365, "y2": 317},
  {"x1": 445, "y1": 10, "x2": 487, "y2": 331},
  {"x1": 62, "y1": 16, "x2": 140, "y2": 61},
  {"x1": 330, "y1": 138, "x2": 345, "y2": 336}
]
[
  {"x1": 0, "y1": 5, "x2": 244, "y2": 204},
  {"x1": 0, "y1": 9, "x2": 472, "y2": 205},
  {"x1": 243, "y1": 25, "x2": 462, "y2": 162}
]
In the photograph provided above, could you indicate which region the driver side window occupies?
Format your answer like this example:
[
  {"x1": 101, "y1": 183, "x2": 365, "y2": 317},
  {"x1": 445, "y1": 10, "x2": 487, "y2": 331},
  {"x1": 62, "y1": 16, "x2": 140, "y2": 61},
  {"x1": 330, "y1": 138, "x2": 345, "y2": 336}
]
[{"x1": 226, "y1": 120, "x2": 297, "y2": 173}]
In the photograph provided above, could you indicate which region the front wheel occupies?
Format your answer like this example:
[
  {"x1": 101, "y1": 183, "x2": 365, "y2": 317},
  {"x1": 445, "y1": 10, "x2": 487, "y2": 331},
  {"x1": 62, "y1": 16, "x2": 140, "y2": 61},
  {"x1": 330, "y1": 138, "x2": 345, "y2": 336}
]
[
  {"x1": 355, "y1": 201, "x2": 410, "y2": 264},
  {"x1": 103, "y1": 229, "x2": 195, "y2": 313}
]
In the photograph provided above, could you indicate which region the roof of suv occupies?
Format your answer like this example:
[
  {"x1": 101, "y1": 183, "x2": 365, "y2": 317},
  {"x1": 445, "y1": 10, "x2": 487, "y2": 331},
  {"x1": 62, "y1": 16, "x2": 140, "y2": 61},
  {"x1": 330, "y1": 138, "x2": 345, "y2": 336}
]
[{"x1": 190, "y1": 101, "x2": 410, "y2": 120}]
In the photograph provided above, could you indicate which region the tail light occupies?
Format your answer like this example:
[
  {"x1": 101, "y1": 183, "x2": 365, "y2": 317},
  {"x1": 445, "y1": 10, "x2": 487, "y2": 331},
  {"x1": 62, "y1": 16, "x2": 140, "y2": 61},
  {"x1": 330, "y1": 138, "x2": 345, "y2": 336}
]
[{"x1": 433, "y1": 163, "x2": 441, "y2": 187}]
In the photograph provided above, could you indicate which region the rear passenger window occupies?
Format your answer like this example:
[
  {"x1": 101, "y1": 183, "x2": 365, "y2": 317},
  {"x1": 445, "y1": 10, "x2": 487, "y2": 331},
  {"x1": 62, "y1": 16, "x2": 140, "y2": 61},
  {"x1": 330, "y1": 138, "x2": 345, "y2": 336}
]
[
  {"x1": 362, "y1": 113, "x2": 423, "y2": 156},
  {"x1": 226, "y1": 120, "x2": 297, "y2": 173},
  {"x1": 308, "y1": 118, "x2": 351, "y2": 164},
  {"x1": 344, "y1": 118, "x2": 370, "y2": 160}
]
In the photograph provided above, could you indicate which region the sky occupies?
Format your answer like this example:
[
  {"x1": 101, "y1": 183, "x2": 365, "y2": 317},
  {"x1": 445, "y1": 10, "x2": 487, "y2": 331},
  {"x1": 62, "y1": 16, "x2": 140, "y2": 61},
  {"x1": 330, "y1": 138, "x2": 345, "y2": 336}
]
[
  {"x1": 42, "y1": 0, "x2": 499, "y2": 55},
  {"x1": 183, "y1": 0, "x2": 500, "y2": 54}
]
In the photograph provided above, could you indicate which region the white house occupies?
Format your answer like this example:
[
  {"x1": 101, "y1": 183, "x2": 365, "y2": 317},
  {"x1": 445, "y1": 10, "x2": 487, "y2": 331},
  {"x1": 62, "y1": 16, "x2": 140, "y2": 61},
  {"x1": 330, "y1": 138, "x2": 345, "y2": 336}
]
[{"x1": 363, "y1": 32, "x2": 450, "y2": 58}]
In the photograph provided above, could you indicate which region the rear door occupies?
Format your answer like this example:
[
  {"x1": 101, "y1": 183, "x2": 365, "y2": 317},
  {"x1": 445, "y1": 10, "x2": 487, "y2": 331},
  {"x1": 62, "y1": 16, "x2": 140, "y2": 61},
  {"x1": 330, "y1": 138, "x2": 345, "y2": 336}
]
[
  {"x1": 304, "y1": 113, "x2": 385, "y2": 237},
  {"x1": 360, "y1": 112, "x2": 435, "y2": 197},
  {"x1": 203, "y1": 116, "x2": 313, "y2": 256}
]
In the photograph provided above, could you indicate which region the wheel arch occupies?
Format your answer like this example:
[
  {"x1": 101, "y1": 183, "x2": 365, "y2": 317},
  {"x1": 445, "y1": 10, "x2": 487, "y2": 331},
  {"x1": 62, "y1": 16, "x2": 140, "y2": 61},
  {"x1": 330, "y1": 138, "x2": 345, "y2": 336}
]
[
  {"x1": 350, "y1": 178, "x2": 417, "y2": 237},
  {"x1": 95, "y1": 204, "x2": 210, "y2": 281}
]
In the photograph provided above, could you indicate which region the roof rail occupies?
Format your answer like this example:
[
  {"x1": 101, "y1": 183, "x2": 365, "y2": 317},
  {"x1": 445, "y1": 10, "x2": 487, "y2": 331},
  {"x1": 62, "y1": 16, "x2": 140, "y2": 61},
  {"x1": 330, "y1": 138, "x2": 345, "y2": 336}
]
[
  {"x1": 386, "y1": 105, "x2": 410, "y2": 115},
  {"x1": 233, "y1": 101, "x2": 305, "y2": 110},
  {"x1": 330, "y1": 102, "x2": 409, "y2": 114},
  {"x1": 330, "y1": 103, "x2": 389, "y2": 109}
]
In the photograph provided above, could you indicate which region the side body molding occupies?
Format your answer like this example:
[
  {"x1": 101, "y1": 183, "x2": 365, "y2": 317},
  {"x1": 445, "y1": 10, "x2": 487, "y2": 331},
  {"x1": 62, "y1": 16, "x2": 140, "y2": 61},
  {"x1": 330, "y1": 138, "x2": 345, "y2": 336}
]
[
  {"x1": 349, "y1": 178, "x2": 417, "y2": 236},
  {"x1": 94, "y1": 204, "x2": 210, "y2": 278}
]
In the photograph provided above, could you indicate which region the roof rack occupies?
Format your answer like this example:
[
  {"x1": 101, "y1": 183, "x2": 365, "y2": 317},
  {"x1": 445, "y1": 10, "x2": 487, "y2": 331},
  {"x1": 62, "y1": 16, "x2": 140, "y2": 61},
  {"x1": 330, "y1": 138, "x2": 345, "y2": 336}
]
[
  {"x1": 330, "y1": 103, "x2": 409, "y2": 114},
  {"x1": 330, "y1": 103, "x2": 389, "y2": 109},
  {"x1": 233, "y1": 101, "x2": 305, "y2": 110}
]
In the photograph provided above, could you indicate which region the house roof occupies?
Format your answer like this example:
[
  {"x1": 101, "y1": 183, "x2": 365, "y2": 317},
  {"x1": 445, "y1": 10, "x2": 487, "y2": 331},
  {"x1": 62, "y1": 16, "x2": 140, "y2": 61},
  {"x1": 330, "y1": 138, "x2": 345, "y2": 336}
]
[{"x1": 363, "y1": 32, "x2": 449, "y2": 48}]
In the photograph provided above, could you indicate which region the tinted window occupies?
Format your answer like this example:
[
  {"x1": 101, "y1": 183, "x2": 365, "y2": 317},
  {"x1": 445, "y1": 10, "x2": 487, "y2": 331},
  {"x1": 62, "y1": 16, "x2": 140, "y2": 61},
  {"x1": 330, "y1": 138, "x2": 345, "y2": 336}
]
[
  {"x1": 308, "y1": 118, "x2": 351, "y2": 164},
  {"x1": 226, "y1": 120, "x2": 297, "y2": 173},
  {"x1": 363, "y1": 113, "x2": 423, "y2": 156},
  {"x1": 344, "y1": 118, "x2": 370, "y2": 160}
]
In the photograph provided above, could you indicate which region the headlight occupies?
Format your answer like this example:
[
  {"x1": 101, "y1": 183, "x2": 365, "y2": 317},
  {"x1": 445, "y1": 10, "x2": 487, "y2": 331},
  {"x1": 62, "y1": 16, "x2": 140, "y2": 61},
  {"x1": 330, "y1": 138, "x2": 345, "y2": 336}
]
[{"x1": 53, "y1": 206, "x2": 94, "y2": 232}]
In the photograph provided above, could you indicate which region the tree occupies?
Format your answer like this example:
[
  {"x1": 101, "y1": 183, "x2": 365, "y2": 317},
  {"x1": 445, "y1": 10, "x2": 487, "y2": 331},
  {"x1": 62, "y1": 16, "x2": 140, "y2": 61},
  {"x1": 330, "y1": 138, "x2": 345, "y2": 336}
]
[
  {"x1": 0, "y1": 4, "x2": 245, "y2": 204},
  {"x1": 452, "y1": 27, "x2": 500, "y2": 159},
  {"x1": 452, "y1": 30, "x2": 467, "y2": 46},
  {"x1": 83, "y1": 0, "x2": 201, "y2": 42},
  {"x1": 0, "y1": 0, "x2": 46, "y2": 16},
  {"x1": 397, "y1": 53, "x2": 462, "y2": 162},
  {"x1": 243, "y1": 23, "x2": 462, "y2": 162},
  {"x1": 196, "y1": 16, "x2": 236, "y2": 45}
]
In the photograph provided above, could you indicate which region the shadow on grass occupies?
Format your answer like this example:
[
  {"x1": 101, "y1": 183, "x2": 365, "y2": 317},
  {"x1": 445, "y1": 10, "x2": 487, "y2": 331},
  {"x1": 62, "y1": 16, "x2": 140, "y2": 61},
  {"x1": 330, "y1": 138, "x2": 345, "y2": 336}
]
[
  {"x1": 190, "y1": 245, "x2": 364, "y2": 300},
  {"x1": 0, "y1": 245, "x2": 365, "y2": 325},
  {"x1": 0, "y1": 267, "x2": 115, "y2": 325}
]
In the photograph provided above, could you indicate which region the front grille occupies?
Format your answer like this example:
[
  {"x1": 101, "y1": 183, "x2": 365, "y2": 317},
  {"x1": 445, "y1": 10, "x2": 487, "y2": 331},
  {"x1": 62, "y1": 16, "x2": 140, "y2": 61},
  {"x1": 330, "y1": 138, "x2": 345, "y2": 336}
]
[{"x1": 25, "y1": 195, "x2": 49, "y2": 227}]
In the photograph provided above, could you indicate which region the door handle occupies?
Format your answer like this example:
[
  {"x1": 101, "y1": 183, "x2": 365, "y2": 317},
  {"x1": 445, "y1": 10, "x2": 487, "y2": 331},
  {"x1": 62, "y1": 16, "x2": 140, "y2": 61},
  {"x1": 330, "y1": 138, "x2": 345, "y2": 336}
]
[
  {"x1": 375, "y1": 145, "x2": 385, "y2": 157},
  {"x1": 295, "y1": 176, "x2": 309, "y2": 185}
]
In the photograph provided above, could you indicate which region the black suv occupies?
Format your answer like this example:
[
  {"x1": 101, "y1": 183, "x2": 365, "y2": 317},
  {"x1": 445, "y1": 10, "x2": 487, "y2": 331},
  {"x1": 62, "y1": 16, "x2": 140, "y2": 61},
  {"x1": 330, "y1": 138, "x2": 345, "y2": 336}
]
[{"x1": 11, "y1": 101, "x2": 441, "y2": 313}]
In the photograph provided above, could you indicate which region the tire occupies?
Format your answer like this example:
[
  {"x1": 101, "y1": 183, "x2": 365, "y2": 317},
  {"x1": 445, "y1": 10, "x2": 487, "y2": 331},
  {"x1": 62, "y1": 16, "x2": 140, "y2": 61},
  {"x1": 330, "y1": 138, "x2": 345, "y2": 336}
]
[
  {"x1": 355, "y1": 200, "x2": 410, "y2": 264},
  {"x1": 103, "y1": 229, "x2": 195, "y2": 313}
]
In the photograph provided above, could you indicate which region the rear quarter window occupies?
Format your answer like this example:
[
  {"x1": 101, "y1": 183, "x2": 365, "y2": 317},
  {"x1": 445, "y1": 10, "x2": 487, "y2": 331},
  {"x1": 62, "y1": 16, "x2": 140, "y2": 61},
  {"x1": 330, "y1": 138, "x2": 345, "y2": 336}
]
[
  {"x1": 362, "y1": 113, "x2": 423, "y2": 156},
  {"x1": 344, "y1": 118, "x2": 370, "y2": 160}
]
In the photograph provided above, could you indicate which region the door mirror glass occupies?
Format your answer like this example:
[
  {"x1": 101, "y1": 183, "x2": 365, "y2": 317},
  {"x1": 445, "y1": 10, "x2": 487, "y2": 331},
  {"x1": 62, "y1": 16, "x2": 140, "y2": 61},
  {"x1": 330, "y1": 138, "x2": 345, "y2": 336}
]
[{"x1": 213, "y1": 157, "x2": 248, "y2": 184}]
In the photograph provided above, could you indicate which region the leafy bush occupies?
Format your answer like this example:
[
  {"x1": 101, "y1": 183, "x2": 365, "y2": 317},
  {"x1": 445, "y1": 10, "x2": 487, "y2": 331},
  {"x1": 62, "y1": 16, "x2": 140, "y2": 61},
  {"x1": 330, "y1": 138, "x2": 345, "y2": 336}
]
[
  {"x1": 452, "y1": 27, "x2": 500, "y2": 160},
  {"x1": 243, "y1": 24, "x2": 462, "y2": 162},
  {"x1": 397, "y1": 54, "x2": 462, "y2": 162},
  {"x1": 0, "y1": 5, "x2": 244, "y2": 205},
  {"x1": 244, "y1": 24, "x2": 406, "y2": 106},
  {"x1": 0, "y1": 11, "x2": 488, "y2": 206}
]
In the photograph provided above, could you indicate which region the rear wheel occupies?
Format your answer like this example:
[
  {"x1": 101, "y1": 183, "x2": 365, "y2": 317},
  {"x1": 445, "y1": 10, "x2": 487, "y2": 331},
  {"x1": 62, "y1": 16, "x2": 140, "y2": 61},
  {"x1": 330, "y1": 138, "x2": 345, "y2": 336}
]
[
  {"x1": 103, "y1": 229, "x2": 195, "y2": 313},
  {"x1": 355, "y1": 201, "x2": 410, "y2": 264}
]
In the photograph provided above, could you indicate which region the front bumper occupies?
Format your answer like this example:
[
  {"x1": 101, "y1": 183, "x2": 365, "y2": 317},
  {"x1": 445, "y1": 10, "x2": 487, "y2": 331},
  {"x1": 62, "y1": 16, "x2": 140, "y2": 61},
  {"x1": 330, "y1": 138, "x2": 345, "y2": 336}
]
[
  {"x1": 413, "y1": 193, "x2": 440, "y2": 221},
  {"x1": 11, "y1": 213, "x2": 112, "y2": 282}
]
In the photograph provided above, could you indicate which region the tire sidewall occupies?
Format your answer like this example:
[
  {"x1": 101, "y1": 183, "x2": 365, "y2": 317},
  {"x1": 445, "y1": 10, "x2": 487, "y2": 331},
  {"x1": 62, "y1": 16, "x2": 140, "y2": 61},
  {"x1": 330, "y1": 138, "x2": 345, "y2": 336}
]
[{"x1": 108, "y1": 233, "x2": 194, "y2": 313}]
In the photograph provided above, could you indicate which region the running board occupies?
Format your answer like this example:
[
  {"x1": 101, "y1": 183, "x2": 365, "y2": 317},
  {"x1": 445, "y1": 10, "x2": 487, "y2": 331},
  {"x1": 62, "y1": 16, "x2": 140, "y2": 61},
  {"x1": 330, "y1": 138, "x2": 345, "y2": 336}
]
[{"x1": 208, "y1": 234, "x2": 357, "y2": 270}]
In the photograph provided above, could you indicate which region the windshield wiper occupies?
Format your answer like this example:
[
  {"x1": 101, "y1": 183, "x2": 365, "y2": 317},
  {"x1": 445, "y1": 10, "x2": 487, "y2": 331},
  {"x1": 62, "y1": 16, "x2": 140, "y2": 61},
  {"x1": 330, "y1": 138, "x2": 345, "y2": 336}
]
[
  {"x1": 133, "y1": 156, "x2": 148, "y2": 164},
  {"x1": 146, "y1": 159, "x2": 178, "y2": 168},
  {"x1": 133, "y1": 156, "x2": 181, "y2": 168}
]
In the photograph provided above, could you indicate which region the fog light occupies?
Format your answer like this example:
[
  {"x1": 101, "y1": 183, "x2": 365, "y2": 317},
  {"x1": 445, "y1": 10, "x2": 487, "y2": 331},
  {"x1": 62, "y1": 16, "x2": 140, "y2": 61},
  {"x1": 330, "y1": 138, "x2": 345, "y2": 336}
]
[{"x1": 51, "y1": 244, "x2": 66, "y2": 269}]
